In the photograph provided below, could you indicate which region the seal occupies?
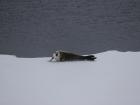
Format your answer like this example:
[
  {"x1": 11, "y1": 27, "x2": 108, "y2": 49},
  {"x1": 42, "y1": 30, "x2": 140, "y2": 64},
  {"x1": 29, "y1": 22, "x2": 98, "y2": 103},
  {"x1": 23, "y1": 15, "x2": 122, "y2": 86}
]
[{"x1": 50, "y1": 50, "x2": 96, "y2": 62}]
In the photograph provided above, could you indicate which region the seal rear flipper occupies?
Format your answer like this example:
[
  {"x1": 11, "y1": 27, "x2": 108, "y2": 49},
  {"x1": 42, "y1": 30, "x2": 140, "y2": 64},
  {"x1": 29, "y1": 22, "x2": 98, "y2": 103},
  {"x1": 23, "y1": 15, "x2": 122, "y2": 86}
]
[{"x1": 83, "y1": 55, "x2": 96, "y2": 61}]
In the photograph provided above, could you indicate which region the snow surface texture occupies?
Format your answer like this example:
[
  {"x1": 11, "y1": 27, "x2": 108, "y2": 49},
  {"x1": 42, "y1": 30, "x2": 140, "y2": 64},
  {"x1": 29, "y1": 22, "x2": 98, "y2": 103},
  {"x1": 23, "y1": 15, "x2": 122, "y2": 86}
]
[{"x1": 0, "y1": 51, "x2": 140, "y2": 105}]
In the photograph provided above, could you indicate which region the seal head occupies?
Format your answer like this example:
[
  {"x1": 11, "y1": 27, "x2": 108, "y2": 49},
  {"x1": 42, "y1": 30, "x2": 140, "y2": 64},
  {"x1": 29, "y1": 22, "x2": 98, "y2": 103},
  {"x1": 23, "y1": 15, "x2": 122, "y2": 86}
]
[{"x1": 51, "y1": 51, "x2": 61, "y2": 61}]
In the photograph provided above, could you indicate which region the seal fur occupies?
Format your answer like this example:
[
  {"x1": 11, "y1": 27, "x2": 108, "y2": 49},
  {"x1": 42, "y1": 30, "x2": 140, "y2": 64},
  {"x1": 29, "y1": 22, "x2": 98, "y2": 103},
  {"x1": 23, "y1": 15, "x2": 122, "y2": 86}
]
[{"x1": 50, "y1": 50, "x2": 96, "y2": 62}]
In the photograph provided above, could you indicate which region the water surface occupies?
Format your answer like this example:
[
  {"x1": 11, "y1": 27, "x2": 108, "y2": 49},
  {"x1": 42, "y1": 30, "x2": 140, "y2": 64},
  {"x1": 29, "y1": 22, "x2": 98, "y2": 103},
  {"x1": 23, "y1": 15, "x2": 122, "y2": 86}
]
[{"x1": 0, "y1": 0, "x2": 140, "y2": 57}]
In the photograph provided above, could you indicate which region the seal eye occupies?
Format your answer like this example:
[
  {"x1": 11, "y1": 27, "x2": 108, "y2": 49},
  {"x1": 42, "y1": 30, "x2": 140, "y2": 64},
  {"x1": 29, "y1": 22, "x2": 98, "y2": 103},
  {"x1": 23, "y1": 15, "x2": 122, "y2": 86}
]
[{"x1": 56, "y1": 53, "x2": 58, "y2": 56}]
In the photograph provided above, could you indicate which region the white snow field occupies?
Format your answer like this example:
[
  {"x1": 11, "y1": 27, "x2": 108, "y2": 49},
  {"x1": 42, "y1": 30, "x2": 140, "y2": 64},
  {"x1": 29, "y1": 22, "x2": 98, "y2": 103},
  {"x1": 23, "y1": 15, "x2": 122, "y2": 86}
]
[{"x1": 0, "y1": 51, "x2": 140, "y2": 105}]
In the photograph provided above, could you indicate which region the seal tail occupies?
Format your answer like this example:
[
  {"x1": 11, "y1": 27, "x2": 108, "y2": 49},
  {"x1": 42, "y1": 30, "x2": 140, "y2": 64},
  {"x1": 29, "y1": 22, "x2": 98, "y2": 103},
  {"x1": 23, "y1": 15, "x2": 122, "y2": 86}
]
[{"x1": 83, "y1": 55, "x2": 96, "y2": 61}]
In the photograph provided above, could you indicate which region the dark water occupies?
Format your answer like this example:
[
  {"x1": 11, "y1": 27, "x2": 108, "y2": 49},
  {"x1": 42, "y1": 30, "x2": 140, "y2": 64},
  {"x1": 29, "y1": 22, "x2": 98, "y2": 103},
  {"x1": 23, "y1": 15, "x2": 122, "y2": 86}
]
[{"x1": 0, "y1": 0, "x2": 140, "y2": 57}]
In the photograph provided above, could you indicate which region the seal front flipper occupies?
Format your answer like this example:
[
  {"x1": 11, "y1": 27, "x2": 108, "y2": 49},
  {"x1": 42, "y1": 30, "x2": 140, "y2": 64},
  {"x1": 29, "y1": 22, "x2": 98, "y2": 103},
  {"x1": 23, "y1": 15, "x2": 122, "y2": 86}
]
[{"x1": 82, "y1": 55, "x2": 96, "y2": 61}]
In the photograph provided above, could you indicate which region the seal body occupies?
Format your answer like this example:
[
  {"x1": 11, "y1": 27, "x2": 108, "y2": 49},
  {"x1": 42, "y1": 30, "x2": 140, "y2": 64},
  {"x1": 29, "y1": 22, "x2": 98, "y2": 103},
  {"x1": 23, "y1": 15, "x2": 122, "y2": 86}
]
[{"x1": 50, "y1": 50, "x2": 96, "y2": 62}]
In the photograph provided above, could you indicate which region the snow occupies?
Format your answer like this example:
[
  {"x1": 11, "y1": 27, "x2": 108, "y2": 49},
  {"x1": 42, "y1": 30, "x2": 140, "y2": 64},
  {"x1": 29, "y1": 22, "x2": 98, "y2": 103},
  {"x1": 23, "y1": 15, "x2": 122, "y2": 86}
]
[{"x1": 0, "y1": 51, "x2": 140, "y2": 105}]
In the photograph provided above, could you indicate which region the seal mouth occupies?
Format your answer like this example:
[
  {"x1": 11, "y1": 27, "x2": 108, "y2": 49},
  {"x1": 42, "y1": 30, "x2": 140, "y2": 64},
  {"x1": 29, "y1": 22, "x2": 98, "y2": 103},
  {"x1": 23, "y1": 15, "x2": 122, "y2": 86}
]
[{"x1": 49, "y1": 56, "x2": 54, "y2": 61}]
